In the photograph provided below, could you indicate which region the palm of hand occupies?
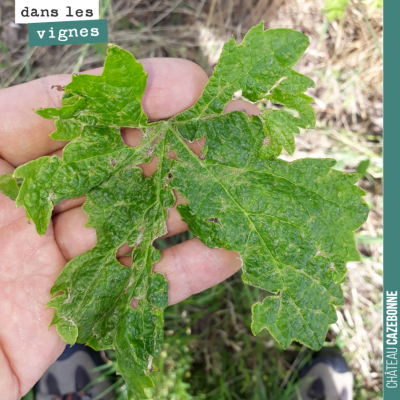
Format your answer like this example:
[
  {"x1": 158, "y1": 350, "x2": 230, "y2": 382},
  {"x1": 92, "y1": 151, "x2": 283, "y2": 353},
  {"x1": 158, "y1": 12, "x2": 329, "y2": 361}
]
[{"x1": 0, "y1": 195, "x2": 67, "y2": 398}]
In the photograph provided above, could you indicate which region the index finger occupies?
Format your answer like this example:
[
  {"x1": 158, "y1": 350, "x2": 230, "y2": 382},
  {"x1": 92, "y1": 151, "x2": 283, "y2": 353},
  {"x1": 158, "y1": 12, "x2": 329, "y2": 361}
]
[{"x1": 0, "y1": 58, "x2": 208, "y2": 167}]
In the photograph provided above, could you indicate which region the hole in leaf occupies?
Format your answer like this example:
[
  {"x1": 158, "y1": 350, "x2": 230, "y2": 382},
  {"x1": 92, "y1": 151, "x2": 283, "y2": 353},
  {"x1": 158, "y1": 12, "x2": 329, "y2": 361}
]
[
  {"x1": 183, "y1": 137, "x2": 206, "y2": 158},
  {"x1": 173, "y1": 189, "x2": 189, "y2": 206},
  {"x1": 204, "y1": 217, "x2": 222, "y2": 227},
  {"x1": 270, "y1": 102, "x2": 300, "y2": 119},
  {"x1": 153, "y1": 231, "x2": 195, "y2": 250},
  {"x1": 120, "y1": 127, "x2": 142, "y2": 147},
  {"x1": 166, "y1": 150, "x2": 178, "y2": 160},
  {"x1": 131, "y1": 298, "x2": 139, "y2": 309},
  {"x1": 117, "y1": 242, "x2": 133, "y2": 258}
]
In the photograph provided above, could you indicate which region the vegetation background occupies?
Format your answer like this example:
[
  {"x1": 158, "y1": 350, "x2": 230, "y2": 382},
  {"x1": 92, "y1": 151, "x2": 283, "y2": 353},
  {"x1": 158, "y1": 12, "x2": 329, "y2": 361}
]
[{"x1": 0, "y1": 0, "x2": 383, "y2": 399}]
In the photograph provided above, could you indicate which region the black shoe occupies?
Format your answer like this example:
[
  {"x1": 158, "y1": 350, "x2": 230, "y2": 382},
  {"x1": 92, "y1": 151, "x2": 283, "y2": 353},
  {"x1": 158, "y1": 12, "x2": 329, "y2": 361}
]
[
  {"x1": 293, "y1": 347, "x2": 353, "y2": 400},
  {"x1": 36, "y1": 344, "x2": 113, "y2": 400}
]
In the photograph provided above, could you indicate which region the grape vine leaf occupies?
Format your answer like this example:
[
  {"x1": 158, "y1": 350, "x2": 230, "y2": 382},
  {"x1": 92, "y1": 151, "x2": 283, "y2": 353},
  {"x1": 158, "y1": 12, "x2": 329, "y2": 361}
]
[
  {"x1": 0, "y1": 23, "x2": 369, "y2": 398},
  {"x1": 0, "y1": 173, "x2": 22, "y2": 201}
]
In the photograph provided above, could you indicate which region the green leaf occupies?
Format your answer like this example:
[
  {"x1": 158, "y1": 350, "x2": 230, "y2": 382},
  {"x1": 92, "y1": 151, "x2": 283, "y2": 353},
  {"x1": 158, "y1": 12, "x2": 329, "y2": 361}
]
[
  {"x1": 0, "y1": 173, "x2": 23, "y2": 201},
  {"x1": 35, "y1": 44, "x2": 148, "y2": 140},
  {"x1": 0, "y1": 28, "x2": 369, "y2": 397},
  {"x1": 174, "y1": 22, "x2": 315, "y2": 155},
  {"x1": 357, "y1": 159, "x2": 370, "y2": 177},
  {"x1": 168, "y1": 111, "x2": 367, "y2": 349},
  {"x1": 260, "y1": 69, "x2": 315, "y2": 157},
  {"x1": 323, "y1": 0, "x2": 350, "y2": 21},
  {"x1": 35, "y1": 95, "x2": 86, "y2": 141},
  {"x1": 48, "y1": 160, "x2": 170, "y2": 391},
  {"x1": 4, "y1": 119, "x2": 158, "y2": 236},
  {"x1": 14, "y1": 156, "x2": 62, "y2": 235}
]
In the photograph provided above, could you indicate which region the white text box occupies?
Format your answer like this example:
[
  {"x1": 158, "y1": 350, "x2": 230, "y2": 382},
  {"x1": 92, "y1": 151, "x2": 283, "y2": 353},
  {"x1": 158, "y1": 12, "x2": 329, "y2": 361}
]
[{"x1": 15, "y1": 0, "x2": 99, "y2": 24}]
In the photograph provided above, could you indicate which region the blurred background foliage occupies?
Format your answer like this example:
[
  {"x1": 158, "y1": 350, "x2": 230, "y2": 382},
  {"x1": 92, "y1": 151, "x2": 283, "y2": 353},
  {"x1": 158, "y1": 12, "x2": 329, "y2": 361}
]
[{"x1": 2, "y1": 0, "x2": 382, "y2": 399}]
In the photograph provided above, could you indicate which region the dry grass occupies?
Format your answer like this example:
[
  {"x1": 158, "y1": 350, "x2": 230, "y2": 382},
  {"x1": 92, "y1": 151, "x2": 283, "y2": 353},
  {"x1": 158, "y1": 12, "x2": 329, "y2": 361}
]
[{"x1": 0, "y1": 0, "x2": 383, "y2": 397}]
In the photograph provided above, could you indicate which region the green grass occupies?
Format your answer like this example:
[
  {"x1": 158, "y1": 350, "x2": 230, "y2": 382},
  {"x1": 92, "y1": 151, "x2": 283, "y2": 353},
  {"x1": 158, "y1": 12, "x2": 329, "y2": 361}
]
[{"x1": 160, "y1": 256, "x2": 307, "y2": 399}]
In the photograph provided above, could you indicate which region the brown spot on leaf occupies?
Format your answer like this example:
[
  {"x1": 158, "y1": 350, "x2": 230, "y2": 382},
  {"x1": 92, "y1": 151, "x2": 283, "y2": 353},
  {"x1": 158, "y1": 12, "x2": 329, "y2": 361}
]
[
  {"x1": 166, "y1": 150, "x2": 178, "y2": 160},
  {"x1": 262, "y1": 137, "x2": 271, "y2": 146}
]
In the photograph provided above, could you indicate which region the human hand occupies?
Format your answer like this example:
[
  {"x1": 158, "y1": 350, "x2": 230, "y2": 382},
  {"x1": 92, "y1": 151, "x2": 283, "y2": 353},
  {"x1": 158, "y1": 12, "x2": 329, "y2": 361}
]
[{"x1": 0, "y1": 58, "x2": 259, "y2": 399}]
